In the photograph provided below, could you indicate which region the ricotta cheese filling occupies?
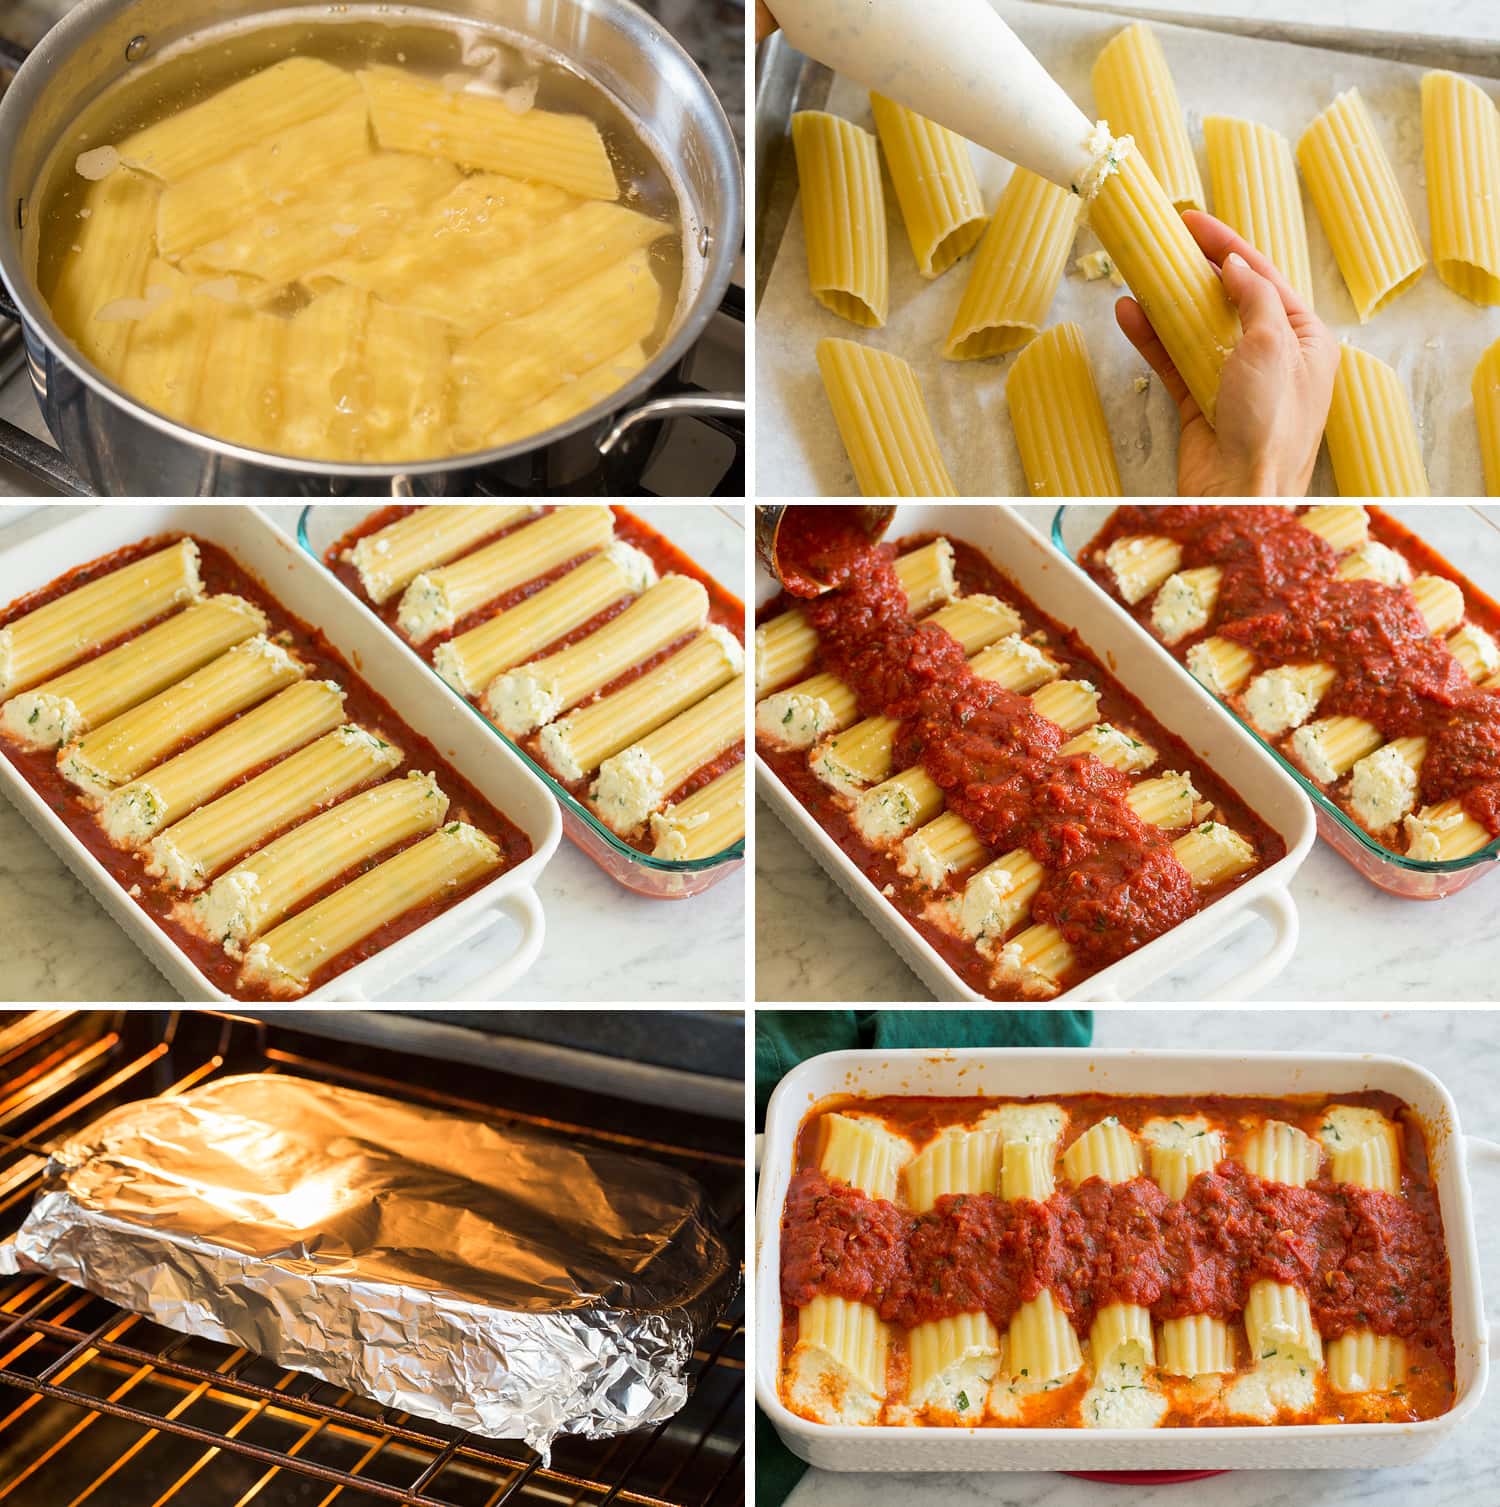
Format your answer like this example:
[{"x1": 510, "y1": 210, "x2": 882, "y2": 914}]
[
  {"x1": 1, "y1": 691, "x2": 81, "y2": 749},
  {"x1": 756, "y1": 690, "x2": 836, "y2": 750}
]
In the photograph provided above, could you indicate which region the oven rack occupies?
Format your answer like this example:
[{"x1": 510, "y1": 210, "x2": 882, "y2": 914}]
[{"x1": 0, "y1": 1011, "x2": 745, "y2": 1507}]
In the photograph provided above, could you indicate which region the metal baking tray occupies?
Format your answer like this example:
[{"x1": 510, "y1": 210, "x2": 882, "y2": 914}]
[
  {"x1": 755, "y1": 503, "x2": 1316, "y2": 1003},
  {"x1": 297, "y1": 503, "x2": 746, "y2": 900},
  {"x1": 756, "y1": 1045, "x2": 1492, "y2": 1471},
  {"x1": 754, "y1": 1, "x2": 1500, "y2": 302},
  {"x1": 0, "y1": 505, "x2": 562, "y2": 1002}
]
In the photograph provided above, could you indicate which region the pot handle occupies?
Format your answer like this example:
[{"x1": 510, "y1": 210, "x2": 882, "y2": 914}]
[
  {"x1": 315, "y1": 886, "x2": 545, "y2": 1003},
  {"x1": 597, "y1": 392, "x2": 746, "y2": 455}
]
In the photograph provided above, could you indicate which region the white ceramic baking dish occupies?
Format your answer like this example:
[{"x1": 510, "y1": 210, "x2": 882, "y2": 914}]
[
  {"x1": 0, "y1": 505, "x2": 563, "y2": 1003},
  {"x1": 755, "y1": 1046, "x2": 1494, "y2": 1472},
  {"x1": 755, "y1": 503, "x2": 1317, "y2": 1002}
]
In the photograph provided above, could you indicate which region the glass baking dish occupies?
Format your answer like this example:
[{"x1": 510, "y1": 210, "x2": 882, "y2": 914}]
[
  {"x1": 297, "y1": 504, "x2": 745, "y2": 900},
  {"x1": 1052, "y1": 504, "x2": 1500, "y2": 901}
]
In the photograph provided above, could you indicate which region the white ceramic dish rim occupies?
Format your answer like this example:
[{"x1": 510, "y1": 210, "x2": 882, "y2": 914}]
[
  {"x1": 754, "y1": 503, "x2": 1317, "y2": 1004},
  {"x1": 0, "y1": 504, "x2": 564, "y2": 1003},
  {"x1": 754, "y1": 1046, "x2": 1494, "y2": 1471}
]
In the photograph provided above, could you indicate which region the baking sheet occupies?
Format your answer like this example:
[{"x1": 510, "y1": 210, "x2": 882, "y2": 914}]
[{"x1": 755, "y1": 0, "x2": 1500, "y2": 497}]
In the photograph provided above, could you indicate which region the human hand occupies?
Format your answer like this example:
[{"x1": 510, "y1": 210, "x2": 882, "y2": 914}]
[
  {"x1": 1115, "y1": 211, "x2": 1339, "y2": 497},
  {"x1": 756, "y1": 2, "x2": 778, "y2": 42}
]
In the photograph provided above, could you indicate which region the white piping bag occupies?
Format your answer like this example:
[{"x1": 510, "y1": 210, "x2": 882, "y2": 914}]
[{"x1": 772, "y1": 0, "x2": 1108, "y2": 193}]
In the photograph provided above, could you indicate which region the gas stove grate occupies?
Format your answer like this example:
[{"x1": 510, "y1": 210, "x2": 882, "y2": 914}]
[{"x1": 0, "y1": 1012, "x2": 745, "y2": 1507}]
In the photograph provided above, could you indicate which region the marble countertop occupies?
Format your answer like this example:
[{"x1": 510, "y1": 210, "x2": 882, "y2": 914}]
[
  {"x1": 777, "y1": 1007, "x2": 1500, "y2": 1507},
  {"x1": 0, "y1": 503, "x2": 745, "y2": 1004},
  {"x1": 757, "y1": 505, "x2": 1500, "y2": 1004}
]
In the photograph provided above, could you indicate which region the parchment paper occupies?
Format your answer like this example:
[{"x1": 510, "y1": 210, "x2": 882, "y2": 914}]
[{"x1": 755, "y1": 0, "x2": 1500, "y2": 497}]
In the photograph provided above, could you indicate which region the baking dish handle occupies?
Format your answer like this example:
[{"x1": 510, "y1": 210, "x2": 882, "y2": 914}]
[
  {"x1": 1201, "y1": 886, "x2": 1299, "y2": 1003},
  {"x1": 1464, "y1": 1136, "x2": 1500, "y2": 1345},
  {"x1": 318, "y1": 886, "x2": 545, "y2": 1003},
  {"x1": 1083, "y1": 885, "x2": 1298, "y2": 1004}
]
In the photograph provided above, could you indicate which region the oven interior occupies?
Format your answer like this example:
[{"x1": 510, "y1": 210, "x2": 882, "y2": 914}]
[{"x1": 0, "y1": 1010, "x2": 745, "y2": 1507}]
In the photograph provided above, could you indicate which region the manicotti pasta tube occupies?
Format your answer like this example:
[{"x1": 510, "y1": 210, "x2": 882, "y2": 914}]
[
  {"x1": 451, "y1": 249, "x2": 664, "y2": 443},
  {"x1": 854, "y1": 677, "x2": 1100, "y2": 848},
  {"x1": 869, "y1": 93, "x2": 986, "y2": 279},
  {"x1": 182, "y1": 152, "x2": 461, "y2": 286},
  {"x1": 1203, "y1": 115, "x2": 1314, "y2": 305},
  {"x1": 785, "y1": 1113, "x2": 912, "y2": 1425},
  {"x1": 540, "y1": 626, "x2": 744, "y2": 783},
  {"x1": 1088, "y1": 150, "x2": 1242, "y2": 428},
  {"x1": 241, "y1": 821, "x2": 502, "y2": 995},
  {"x1": 397, "y1": 505, "x2": 615, "y2": 643},
  {"x1": 1143, "y1": 1117, "x2": 1233, "y2": 1376},
  {"x1": 158, "y1": 97, "x2": 374, "y2": 258},
  {"x1": 755, "y1": 539, "x2": 957, "y2": 696},
  {"x1": 1091, "y1": 23, "x2": 1205, "y2": 213},
  {"x1": 1225, "y1": 1120, "x2": 1325, "y2": 1419},
  {"x1": 46, "y1": 166, "x2": 162, "y2": 381},
  {"x1": 59, "y1": 636, "x2": 305, "y2": 797},
  {"x1": 929, "y1": 763, "x2": 1188, "y2": 918},
  {"x1": 757, "y1": 593, "x2": 1020, "y2": 752},
  {"x1": 486, "y1": 342, "x2": 650, "y2": 448},
  {"x1": 0, "y1": 594, "x2": 264, "y2": 749},
  {"x1": 945, "y1": 168, "x2": 1081, "y2": 359},
  {"x1": 1323, "y1": 344, "x2": 1428, "y2": 497},
  {"x1": 148, "y1": 723, "x2": 403, "y2": 890},
  {"x1": 1298, "y1": 89, "x2": 1427, "y2": 322},
  {"x1": 996, "y1": 822, "x2": 1256, "y2": 997},
  {"x1": 0, "y1": 538, "x2": 202, "y2": 698},
  {"x1": 592, "y1": 676, "x2": 744, "y2": 836},
  {"x1": 1064, "y1": 1118, "x2": 1168, "y2": 1429},
  {"x1": 1474, "y1": 337, "x2": 1500, "y2": 495},
  {"x1": 193, "y1": 771, "x2": 451, "y2": 951},
  {"x1": 1005, "y1": 321, "x2": 1121, "y2": 496},
  {"x1": 120, "y1": 58, "x2": 360, "y2": 181},
  {"x1": 484, "y1": 574, "x2": 709, "y2": 737},
  {"x1": 901, "y1": 1117, "x2": 1005, "y2": 1416},
  {"x1": 817, "y1": 338, "x2": 957, "y2": 496},
  {"x1": 359, "y1": 65, "x2": 618, "y2": 200},
  {"x1": 433, "y1": 542, "x2": 658, "y2": 698},
  {"x1": 100, "y1": 679, "x2": 347, "y2": 848},
  {"x1": 819, "y1": 636, "x2": 1063, "y2": 800},
  {"x1": 1404, "y1": 799, "x2": 1494, "y2": 860},
  {"x1": 992, "y1": 1105, "x2": 1081, "y2": 1395},
  {"x1": 649, "y1": 763, "x2": 746, "y2": 861},
  {"x1": 791, "y1": 112, "x2": 888, "y2": 327},
  {"x1": 944, "y1": 766, "x2": 1193, "y2": 948},
  {"x1": 1421, "y1": 72, "x2": 1500, "y2": 305},
  {"x1": 346, "y1": 505, "x2": 540, "y2": 605}
]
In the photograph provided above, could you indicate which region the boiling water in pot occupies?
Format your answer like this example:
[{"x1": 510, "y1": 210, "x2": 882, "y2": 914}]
[{"x1": 27, "y1": 10, "x2": 686, "y2": 465}]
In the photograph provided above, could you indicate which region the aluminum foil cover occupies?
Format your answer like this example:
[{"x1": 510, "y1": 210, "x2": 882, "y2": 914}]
[{"x1": 0, "y1": 1073, "x2": 737, "y2": 1454}]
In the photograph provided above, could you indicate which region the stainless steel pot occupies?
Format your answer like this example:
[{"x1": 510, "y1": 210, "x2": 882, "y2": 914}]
[{"x1": 0, "y1": 0, "x2": 744, "y2": 496}]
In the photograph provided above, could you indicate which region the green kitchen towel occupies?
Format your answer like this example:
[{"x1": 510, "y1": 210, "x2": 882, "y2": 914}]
[
  {"x1": 754, "y1": 1008, "x2": 1093, "y2": 1505},
  {"x1": 755, "y1": 1008, "x2": 1092, "y2": 1126}
]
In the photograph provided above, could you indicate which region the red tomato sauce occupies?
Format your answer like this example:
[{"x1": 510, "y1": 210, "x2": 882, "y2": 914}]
[
  {"x1": 781, "y1": 1093, "x2": 1454, "y2": 1376},
  {"x1": 756, "y1": 531, "x2": 1284, "y2": 997},
  {"x1": 773, "y1": 504, "x2": 887, "y2": 597},
  {"x1": 0, "y1": 534, "x2": 533, "y2": 1001},
  {"x1": 329, "y1": 505, "x2": 745, "y2": 855},
  {"x1": 1085, "y1": 506, "x2": 1500, "y2": 843}
]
